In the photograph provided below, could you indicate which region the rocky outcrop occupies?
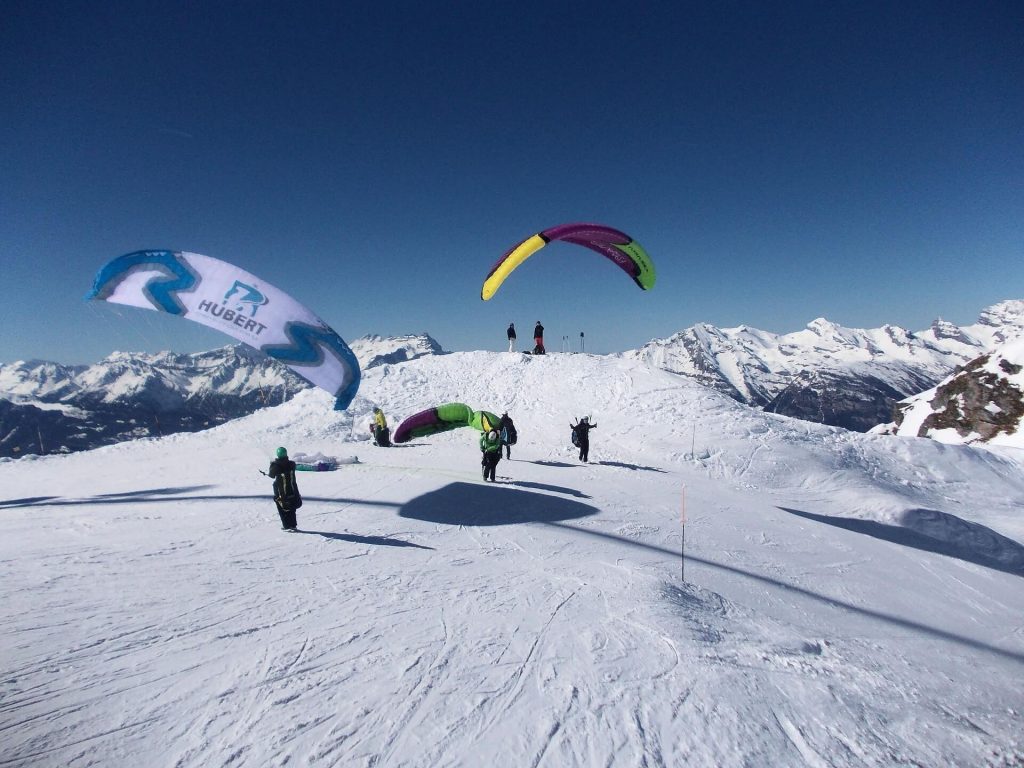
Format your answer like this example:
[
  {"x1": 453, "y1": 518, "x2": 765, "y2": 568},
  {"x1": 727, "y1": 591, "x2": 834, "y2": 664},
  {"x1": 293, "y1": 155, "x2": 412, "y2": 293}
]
[{"x1": 879, "y1": 340, "x2": 1024, "y2": 446}]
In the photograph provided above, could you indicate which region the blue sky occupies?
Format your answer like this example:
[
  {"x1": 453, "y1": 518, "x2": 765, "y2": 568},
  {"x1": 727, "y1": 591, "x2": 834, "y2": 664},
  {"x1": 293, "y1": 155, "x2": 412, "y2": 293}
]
[{"x1": 2, "y1": 0, "x2": 1021, "y2": 363}]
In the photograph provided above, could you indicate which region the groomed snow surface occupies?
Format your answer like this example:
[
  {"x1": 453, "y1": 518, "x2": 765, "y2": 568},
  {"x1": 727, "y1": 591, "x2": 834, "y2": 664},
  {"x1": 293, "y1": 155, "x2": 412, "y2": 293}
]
[{"x1": 3, "y1": 351, "x2": 1023, "y2": 767}]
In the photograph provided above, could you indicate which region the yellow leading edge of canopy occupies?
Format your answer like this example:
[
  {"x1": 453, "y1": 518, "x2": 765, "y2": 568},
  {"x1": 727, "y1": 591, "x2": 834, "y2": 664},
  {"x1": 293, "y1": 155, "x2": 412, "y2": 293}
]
[{"x1": 480, "y1": 234, "x2": 547, "y2": 301}]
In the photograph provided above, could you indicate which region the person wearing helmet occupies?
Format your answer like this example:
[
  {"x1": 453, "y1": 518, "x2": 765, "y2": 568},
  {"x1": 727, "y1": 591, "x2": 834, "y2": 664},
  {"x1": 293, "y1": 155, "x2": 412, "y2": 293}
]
[
  {"x1": 268, "y1": 446, "x2": 302, "y2": 530},
  {"x1": 480, "y1": 427, "x2": 502, "y2": 482},
  {"x1": 507, "y1": 322, "x2": 517, "y2": 353},
  {"x1": 533, "y1": 321, "x2": 545, "y2": 355},
  {"x1": 570, "y1": 416, "x2": 597, "y2": 462}
]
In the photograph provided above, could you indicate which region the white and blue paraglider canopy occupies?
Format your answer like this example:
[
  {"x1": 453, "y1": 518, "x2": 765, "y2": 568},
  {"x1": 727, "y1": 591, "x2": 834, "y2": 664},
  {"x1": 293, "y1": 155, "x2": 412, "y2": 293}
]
[{"x1": 87, "y1": 250, "x2": 360, "y2": 410}]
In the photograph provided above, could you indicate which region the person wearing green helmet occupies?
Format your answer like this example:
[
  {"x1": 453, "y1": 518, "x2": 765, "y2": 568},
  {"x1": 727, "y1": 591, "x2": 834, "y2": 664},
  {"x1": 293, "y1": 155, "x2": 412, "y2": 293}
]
[
  {"x1": 268, "y1": 446, "x2": 302, "y2": 530},
  {"x1": 480, "y1": 428, "x2": 502, "y2": 482}
]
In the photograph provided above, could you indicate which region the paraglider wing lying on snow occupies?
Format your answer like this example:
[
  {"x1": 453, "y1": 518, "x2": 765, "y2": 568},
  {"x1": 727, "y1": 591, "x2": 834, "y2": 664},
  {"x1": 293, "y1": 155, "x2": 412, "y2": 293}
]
[
  {"x1": 393, "y1": 403, "x2": 500, "y2": 443},
  {"x1": 481, "y1": 222, "x2": 656, "y2": 300},
  {"x1": 87, "y1": 250, "x2": 361, "y2": 410}
]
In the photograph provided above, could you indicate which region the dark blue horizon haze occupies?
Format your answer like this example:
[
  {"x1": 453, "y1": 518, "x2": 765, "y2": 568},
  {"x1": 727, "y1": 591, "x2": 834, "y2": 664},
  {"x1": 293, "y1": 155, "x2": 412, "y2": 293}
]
[{"x1": 1, "y1": 1, "x2": 1021, "y2": 364}]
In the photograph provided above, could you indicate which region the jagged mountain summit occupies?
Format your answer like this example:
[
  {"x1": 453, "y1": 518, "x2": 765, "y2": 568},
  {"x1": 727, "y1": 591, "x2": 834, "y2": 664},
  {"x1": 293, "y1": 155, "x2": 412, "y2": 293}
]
[
  {"x1": 626, "y1": 300, "x2": 1024, "y2": 431},
  {"x1": 873, "y1": 337, "x2": 1024, "y2": 448},
  {"x1": 349, "y1": 333, "x2": 446, "y2": 368},
  {"x1": 0, "y1": 334, "x2": 445, "y2": 457}
]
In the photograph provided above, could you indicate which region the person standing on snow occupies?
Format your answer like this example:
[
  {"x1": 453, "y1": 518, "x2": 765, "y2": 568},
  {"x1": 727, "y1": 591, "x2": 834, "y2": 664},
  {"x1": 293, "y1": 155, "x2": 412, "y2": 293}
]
[
  {"x1": 571, "y1": 416, "x2": 597, "y2": 463},
  {"x1": 370, "y1": 407, "x2": 390, "y2": 446},
  {"x1": 498, "y1": 411, "x2": 517, "y2": 459},
  {"x1": 507, "y1": 322, "x2": 517, "y2": 352},
  {"x1": 480, "y1": 428, "x2": 502, "y2": 482},
  {"x1": 533, "y1": 321, "x2": 545, "y2": 355},
  {"x1": 268, "y1": 446, "x2": 302, "y2": 530}
]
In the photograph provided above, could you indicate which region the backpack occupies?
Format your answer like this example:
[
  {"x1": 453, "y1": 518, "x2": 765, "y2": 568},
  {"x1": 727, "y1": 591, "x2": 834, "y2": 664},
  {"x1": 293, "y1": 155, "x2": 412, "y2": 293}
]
[
  {"x1": 571, "y1": 428, "x2": 580, "y2": 447},
  {"x1": 276, "y1": 467, "x2": 303, "y2": 509},
  {"x1": 502, "y1": 422, "x2": 518, "y2": 445}
]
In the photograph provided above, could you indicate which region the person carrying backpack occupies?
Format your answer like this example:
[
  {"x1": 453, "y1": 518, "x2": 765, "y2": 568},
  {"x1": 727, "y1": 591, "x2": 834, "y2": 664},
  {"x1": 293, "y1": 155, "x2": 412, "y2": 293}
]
[
  {"x1": 268, "y1": 446, "x2": 302, "y2": 530},
  {"x1": 480, "y1": 428, "x2": 502, "y2": 482},
  {"x1": 533, "y1": 321, "x2": 545, "y2": 355},
  {"x1": 570, "y1": 416, "x2": 597, "y2": 462},
  {"x1": 498, "y1": 411, "x2": 517, "y2": 459}
]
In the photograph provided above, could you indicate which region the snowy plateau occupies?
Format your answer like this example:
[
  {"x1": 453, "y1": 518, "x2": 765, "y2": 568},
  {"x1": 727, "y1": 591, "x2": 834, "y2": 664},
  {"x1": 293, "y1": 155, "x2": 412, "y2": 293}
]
[{"x1": 2, "y1": 339, "x2": 1024, "y2": 766}]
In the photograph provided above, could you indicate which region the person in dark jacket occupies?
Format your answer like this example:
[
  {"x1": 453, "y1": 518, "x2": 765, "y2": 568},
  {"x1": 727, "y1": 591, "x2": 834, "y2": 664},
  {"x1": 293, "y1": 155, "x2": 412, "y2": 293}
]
[
  {"x1": 507, "y1": 322, "x2": 517, "y2": 352},
  {"x1": 268, "y1": 446, "x2": 302, "y2": 530},
  {"x1": 498, "y1": 412, "x2": 517, "y2": 459},
  {"x1": 533, "y1": 321, "x2": 545, "y2": 355},
  {"x1": 571, "y1": 416, "x2": 597, "y2": 462}
]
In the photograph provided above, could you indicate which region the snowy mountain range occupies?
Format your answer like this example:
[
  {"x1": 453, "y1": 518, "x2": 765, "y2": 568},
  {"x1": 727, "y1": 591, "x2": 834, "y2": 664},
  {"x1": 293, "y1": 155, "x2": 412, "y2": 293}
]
[
  {"x1": 3, "y1": 345, "x2": 1023, "y2": 766},
  {"x1": 4, "y1": 303, "x2": 1023, "y2": 458},
  {"x1": 0, "y1": 334, "x2": 445, "y2": 458},
  {"x1": 626, "y1": 300, "x2": 1024, "y2": 431}
]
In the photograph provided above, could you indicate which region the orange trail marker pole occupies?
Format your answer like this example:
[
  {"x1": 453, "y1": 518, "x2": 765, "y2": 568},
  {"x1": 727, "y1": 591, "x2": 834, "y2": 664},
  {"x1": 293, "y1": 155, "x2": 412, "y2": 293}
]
[{"x1": 680, "y1": 485, "x2": 687, "y2": 582}]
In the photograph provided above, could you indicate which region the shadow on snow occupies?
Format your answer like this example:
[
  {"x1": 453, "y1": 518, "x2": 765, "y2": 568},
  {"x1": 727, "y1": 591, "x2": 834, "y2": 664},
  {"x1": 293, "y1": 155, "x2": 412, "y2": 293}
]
[
  {"x1": 399, "y1": 482, "x2": 598, "y2": 526},
  {"x1": 95, "y1": 485, "x2": 219, "y2": 498},
  {"x1": 593, "y1": 460, "x2": 666, "y2": 473},
  {"x1": 0, "y1": 495, "x2": 59, "y2": 508},
  {"x1": 779, "y1": 506, "x2": 1024, "y2": 578},
  {"x1": 507, "y1": 480, "x2": 590, "y2": 498},
  {"x1": 294, "y1": 529, "x2": 433, "y2": 549},
  {"x1": 0, "y1": 492, "x2": 402, "y2": 510}
]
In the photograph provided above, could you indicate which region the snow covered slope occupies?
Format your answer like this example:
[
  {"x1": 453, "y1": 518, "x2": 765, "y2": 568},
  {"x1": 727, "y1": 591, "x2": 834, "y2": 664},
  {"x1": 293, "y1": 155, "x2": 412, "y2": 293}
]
[
  {"x1": 2, "y1": 351, "x2": 1023, "y2": 766},
  {"x1": 627, "y1": 300, "x2": 1024, "y2": 431}
]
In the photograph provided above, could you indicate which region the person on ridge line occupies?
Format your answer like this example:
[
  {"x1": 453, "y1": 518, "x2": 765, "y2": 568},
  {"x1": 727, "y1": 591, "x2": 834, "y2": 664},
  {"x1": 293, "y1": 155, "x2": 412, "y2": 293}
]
[
  {"x1": 533, "y1": 321, "x2": 545, "y2": 355},
  {"x1": 507, "y1": 322, "x2": 516, "y2": 352}
]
